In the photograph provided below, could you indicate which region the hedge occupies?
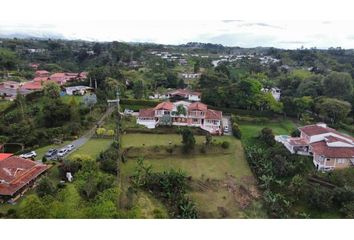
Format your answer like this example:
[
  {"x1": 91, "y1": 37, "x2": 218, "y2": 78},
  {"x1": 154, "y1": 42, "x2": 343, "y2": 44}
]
[
  {"x1": 120, "y1": 98, "x2": 162, "y2": 107},
  {"x1": 124, "y1": 125, "x2": 208, "y2": 135},
  {"x1": 208, "y1": 105, "x2": 275, "y2": 117}
]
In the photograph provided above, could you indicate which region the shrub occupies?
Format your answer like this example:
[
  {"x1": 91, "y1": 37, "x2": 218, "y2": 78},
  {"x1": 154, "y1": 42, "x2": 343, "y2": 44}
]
[
  {"x1": 36, "y1": 176, "x2": 56, "y2": 197},
  {"x1": 259, "y1": 128, "x2": 276, "y2": 146},
  {"x1": 106, "y1": 129, "x2": 115, "y2": 136},
  {"x1": 221, "y1": 141, "x2": 230, "y2": 149},
  {"x1": 291, "y1": 128, "x2": 301, "y2": 137},
  {"x1": 232, "y1": 123, "x2": 242, "y2": 139},
  {"x1": 42, "y1": 156, "x2": 47, "y2": 163},
  {"x1": 96, "y1": 127, "x2": 106, "y2": 135}
]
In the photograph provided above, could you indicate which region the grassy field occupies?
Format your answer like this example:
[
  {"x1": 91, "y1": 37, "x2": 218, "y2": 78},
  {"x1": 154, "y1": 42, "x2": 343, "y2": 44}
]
[
  {"x1": 239, "y1": 119, "x2": 297, "y2": 144},
  {"x1": 71, "y1": 139, "x2": 113, "y2": 159},
  {"x1": 121, "y1": 133, "x2": 207, "y2": 148},
  {"x1": 121, "y1": 134, "x2": 266, "y2": 218}
]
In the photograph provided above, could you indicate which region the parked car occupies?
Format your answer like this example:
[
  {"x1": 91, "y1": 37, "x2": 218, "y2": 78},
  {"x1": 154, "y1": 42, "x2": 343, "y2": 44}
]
[
  {"x1": 224, "y1": 126, "x2": 229, "y2": 133},
  {"x1": 45, "y1": 148, "x2": 58, "y2": 158},
  {"x1": 124, "y1": 109, "x2": 134, "y2": 116},
  {"x1": 20, "y1": 151, "x2": 37, "y2": 159},
  {"x1": 66, "y1": 144, "x2": 74, "y2": 151},
  {"x1": 57, "y1": 148, "x2": 68, "y2": 157}
]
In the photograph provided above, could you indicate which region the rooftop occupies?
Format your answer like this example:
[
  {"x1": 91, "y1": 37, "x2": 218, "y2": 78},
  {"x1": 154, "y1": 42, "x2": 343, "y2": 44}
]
[
  {"x1": 0, "y1": 156, "x2": 49, "y2": 196},
  {"x1": 311, "y1": 141, "x2": 354, "y2": 158}
]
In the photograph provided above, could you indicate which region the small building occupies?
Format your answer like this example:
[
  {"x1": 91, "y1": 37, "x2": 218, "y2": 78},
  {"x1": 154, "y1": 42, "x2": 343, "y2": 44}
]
[
  {"x1": 167, "y1": 89, "x2": 201, "y2": 102},
  {"x1": 180, "y1": 73, "x2": 201, "y2": 79},
  {"x1": 0, "y1": 81, "x2": 32, "y2": 101},
  {"x1": 20, "y1": 81, "x2": 43, "y2": 91},
  {"x1": 35, "y1": 70, "x2": 50, "y2": 78},
  {"x1": 262, "y1": 87, "x2": 281, "y2": 101},
  {"x1": 0, "y1": 155, "x2": 49, "y2": 201},
  {"x1": 65, "y1": 86, "x2": 94, "y2": 96},
  {"x1": 275, "y1": 123, "x2": 354, "y2": 171}
]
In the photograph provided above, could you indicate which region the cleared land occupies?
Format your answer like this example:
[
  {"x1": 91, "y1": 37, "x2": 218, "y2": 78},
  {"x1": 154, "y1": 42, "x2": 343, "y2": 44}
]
[
  {"x1": 239, "y1": 119, "x2": 296, "y2": 144},
  {"x1": 72, "y1": 138, "x2": 113, "y2": 158},
  {"x1": 121, "y1": 133, "x2": 266, "y2": 218}
]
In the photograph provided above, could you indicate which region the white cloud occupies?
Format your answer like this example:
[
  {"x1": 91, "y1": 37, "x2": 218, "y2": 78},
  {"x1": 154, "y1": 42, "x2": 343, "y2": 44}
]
[{"x1": 1, "y1": 20, "x2": 354, "y2": 49}]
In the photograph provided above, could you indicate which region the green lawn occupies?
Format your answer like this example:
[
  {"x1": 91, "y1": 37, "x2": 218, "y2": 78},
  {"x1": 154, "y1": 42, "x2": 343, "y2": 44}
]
[
  {"x1": 121, "y1": 133, "x2": 206, "y2": 148},
  {"x1": 61, "y1": 95, "x2": 83, "y2": 104},
  {"x1": 72, "y1": 139, "x2": 113, "y2": 159},
  {"x1": 239, "y1": 119, "x2": 297, "y2": 144},
  {"x1": 121, "y1": 134, "x2": 266, "y2": 218}
]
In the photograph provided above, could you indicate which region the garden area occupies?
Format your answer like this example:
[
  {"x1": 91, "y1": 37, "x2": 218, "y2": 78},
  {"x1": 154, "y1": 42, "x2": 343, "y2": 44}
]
[{"x1": 120, "y1": 133, "x2": 267, "y2": 218}]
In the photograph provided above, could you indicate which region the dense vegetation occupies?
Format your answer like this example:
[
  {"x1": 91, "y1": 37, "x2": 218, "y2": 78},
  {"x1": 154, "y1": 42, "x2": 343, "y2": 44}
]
[
  {"x1": 1, "y1": 38, "x2": 354, "y2": 219},
  {"x1": 244, "y1": 127, "x2": 354, "y2": 218}
]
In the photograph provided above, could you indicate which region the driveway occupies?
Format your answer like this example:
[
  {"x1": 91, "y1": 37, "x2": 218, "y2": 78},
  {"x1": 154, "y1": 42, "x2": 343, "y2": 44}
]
[
  {"x1": 222, "y1": 115, "x2": 232, "y2": 136},
  {"x1": 63, "y1": 106, "x2": 115, "y2": 159}
]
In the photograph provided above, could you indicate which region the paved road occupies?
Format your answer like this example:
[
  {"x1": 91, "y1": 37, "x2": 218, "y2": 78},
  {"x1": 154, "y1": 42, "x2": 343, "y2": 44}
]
[
  {"x1": 63, "y1": 106, "x2": 115, "y2": 159},
  {"x1": 222, "y1": 115, "x2": 232, "y2": 136}
]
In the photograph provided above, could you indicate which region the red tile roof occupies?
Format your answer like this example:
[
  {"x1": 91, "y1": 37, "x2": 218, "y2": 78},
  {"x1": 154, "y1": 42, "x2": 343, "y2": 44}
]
[
  {"x1": 0, "y1": 156, "x2": 49, "y2": 196},
  {"x1": 0, "y1": 154, "x2": 13, "y2": 161},
  {"x1": 168, "y1": 89, "x2": 201, "y2": 97},
  {"x1": 20, "y1": 81, "x2": 42, "y2": 90},
  {"x1": 35, "y1": 70, "x2": 49, "y2": 77},
  {"x1": 325, "y1": 135, "x2": 352, "y2": 144},
  {"x1": 299, "y1": 124, "x2": 335, "y2": 136},
  {"x1": 311, "y1": 141, "x2": 354, "y2": 158},
  {"x1": 33, "y1": 77, "x2": 49, "y2": 82},
  {"x1": 139, "y1": 108, "x2": 155, "y2": 118},
  {"x1": 289, "y1": 137, "x2": 308, "y2": 146},
  {"x1": 154, "y1": 101, "x2": 174, "y2": 111},
  {"x1": 188, "y1": 102, "x2": 207, "y2": 111},
  {"x1": 205, "y1": 109, "x2": 222, "y2": 120}
]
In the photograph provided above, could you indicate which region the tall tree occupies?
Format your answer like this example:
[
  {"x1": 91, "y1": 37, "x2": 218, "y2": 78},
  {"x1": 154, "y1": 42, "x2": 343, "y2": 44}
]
[
  {"x1": 181, "y1": 128, "x2": 196, "y2": 153},
  {"x1": 315, "y1": 97, "x2": 351, "y2": 124},
  {"x1": 323, "y1": 72, "x2": 353, "y2": 100}
]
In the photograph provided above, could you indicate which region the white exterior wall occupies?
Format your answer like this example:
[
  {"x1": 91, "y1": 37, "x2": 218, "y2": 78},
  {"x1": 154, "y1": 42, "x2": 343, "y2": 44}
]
[
  {"x1": 188, "y1": 95, "x2": 201, "y2": 101},
  {"x1": 137, "y1": 118, "x2": 157, "y2": 129}
]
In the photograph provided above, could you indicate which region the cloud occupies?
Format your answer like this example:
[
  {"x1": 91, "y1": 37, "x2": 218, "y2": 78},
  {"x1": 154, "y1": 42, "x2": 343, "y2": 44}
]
[
  {"x1": 238, "y1": 22, "x2": 284, "y2": 29},
  {"x1": 222, "y1": 20, "x2": 243, "y2": 23}
]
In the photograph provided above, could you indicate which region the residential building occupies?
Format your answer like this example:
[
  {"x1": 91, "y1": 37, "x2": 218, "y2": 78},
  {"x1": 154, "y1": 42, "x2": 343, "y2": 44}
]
[
  {"x1": 262, "y1": 87, "x2": 281, "y2": 101},
  {"x1": 0, "y1": 154, "x2": 49, "y2": 201},
  {"x1": 137, "y1": 101, "x2": 223, "y2": 134},
  {"x1": 49, "y1": 72, "x2": 87, "y2": 85},
  {"x1": 180, "y1": 73, "x2": 201, "y2": 79},
  {"x1": 0, "y1": 81, "x2": 32, "y2": 100},
  {"x1": 20, "y1": 81, "x2": 43, "y2": 91},
  {"x1": 167, "y1": 89, "x2": 201, "y2": 101},
  {"x1": 275, "y1": 123, "x2": 354, "y2": 171},
  {"x1": 35, "y1": 70, "x2": 50, "y2": 78},
  {"x1": 65, "y1": 86, "x2": 94, "y2": 96}
]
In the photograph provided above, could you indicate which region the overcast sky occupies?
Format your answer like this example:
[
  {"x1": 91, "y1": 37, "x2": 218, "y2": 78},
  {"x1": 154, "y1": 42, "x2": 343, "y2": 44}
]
[{"x1": 1, "y1": 20, "x2": 354, "y2": 49}]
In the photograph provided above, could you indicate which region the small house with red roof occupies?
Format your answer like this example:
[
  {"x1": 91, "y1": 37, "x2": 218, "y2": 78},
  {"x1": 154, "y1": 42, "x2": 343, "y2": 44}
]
[
  {"x1": 0, "y1": 155, "x2": 49, "y2": 201},
  {"x1": 275, "y1": 123, "x2": 354, "y2": 171},
  {"x1": 137, "y1": 100, "x2": 222, "y2": 134},
  {"x1": 35, "y1": 70, "x2": 50, "y2": 78}
]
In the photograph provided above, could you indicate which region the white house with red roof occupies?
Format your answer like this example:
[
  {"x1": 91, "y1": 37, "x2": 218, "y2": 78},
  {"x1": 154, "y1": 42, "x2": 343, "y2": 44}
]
[
  {"x1": 137, "y1": 101, "x2": 223, "y2": 134},
  {"x1": 0, "y1": 154, "x2": 49, "y2": 201},
  {"x1": 150, "y1": 88, "x2": 201, "y2": 102},
  {"x1": 275, "y1": 123, "x2": 354, "y2": 171}
]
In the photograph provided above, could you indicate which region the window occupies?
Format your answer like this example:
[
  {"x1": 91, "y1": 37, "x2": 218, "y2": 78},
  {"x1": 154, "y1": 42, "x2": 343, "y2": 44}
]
[
  {"x1": 326, "y1": 158, "x2": 331, "y2": 161},
  {"x1": 337, "y1": 159, "x2": 346, "y2": 164}
]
